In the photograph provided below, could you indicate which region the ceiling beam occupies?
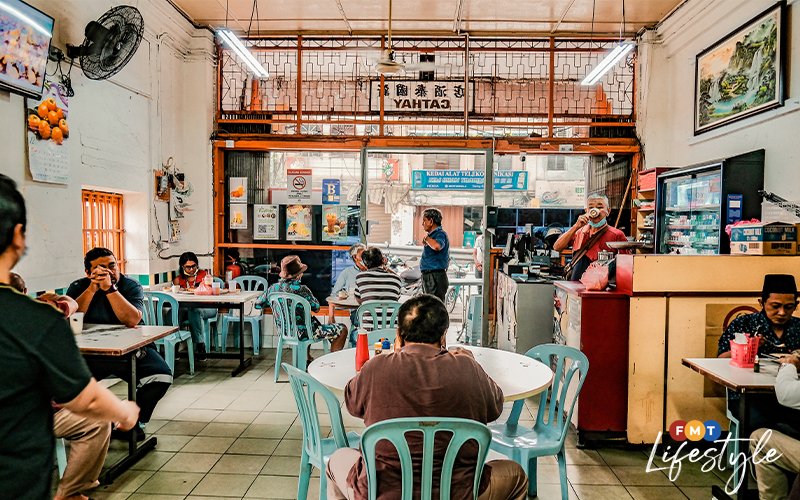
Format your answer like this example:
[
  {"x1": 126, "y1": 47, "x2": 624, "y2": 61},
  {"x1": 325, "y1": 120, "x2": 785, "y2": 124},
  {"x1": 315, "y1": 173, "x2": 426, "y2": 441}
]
[{"x1": 333, "y1": 0, "x2": 354, "y2": 35}]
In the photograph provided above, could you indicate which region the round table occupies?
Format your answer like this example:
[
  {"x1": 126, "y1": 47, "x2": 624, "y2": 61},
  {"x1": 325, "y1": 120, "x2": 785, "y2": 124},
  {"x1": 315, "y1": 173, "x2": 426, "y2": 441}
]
[
  {"x1": 326, "y1": 295, "x2": 361, "y2": 309},
  {"x1": 307, "y1": 345, "x2": 553, "y2": 402}
]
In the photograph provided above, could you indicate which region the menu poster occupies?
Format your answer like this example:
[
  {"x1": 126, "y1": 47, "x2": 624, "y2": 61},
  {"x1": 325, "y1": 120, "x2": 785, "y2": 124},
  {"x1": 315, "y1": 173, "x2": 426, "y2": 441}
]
[
  {"x1": 254, "y1": 204, "x2": 279, "y2": 239},
  {"x1": 229, "y1": 177, "x2": 247, "y2": 203},
  {"x1": 27, "y1": 81, "x2": 70, "y2": 184},
  {"x1": 229, "y1": 204, "x2": 248, "y2": 229},
  {"x1": 286, "y1": 204, "x2": 312, "y2": 241},
  {"x1": 322, "y1": 205, "x2": 349, "y2": 242}
]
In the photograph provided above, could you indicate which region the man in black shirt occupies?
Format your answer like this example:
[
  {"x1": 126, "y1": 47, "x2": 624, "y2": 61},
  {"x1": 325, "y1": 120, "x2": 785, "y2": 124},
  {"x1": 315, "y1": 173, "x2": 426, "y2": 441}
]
[
  {"x1": 67, "y1": 247, "x2": 172, "y2": 441},
  {"x1": 0, "y1": 174, "x2": 139, "y2": 500}
]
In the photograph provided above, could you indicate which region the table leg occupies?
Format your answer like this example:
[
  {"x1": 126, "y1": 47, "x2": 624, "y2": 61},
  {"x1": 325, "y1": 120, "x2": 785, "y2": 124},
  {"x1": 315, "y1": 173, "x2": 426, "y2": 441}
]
[
  {"x1": 735, "y1": 392, "x2": 754, "y2": 500},
  {"x1": 99, "y1": 351, "x2": 157, "y2": 484},
  {"x1": 231, "y1": 302, "x2": 252, "y2": 377}
]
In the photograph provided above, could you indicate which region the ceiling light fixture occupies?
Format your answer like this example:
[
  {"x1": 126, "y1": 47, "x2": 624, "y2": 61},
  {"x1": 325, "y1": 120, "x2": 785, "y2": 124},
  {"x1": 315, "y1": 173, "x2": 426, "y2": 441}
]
[
  {"x1": 581, "y1": 42, "x2": 634, "y2": 86},
  {"x1": 217, "y1": 28, "x2": 269, "y2": 79}
]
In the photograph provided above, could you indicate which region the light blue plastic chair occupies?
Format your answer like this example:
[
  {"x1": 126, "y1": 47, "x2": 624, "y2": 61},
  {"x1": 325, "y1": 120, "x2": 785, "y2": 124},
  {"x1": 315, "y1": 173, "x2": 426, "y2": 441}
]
[
  {"x1": 270, "y1": 292, "x2": 330, "y2": 382},
  {"x1": 143, "y1": 291, "x2": 194, "y2": 375},
  {"x1": 488, "y1": 344, "x2": 589, "y2": 499},
  {"x1": 219, "y1": 275, "x2": 268, "y2": 355},
  {"x1": 365, "y1": 327, "x2": 397, "y2": 346},
  {"x1": 283, "y1": 363, "x2": 360, "y2": 500},
  {"x1": 360, "y1": 417, "x2": 492, "y2": 500},
  {"x1": 56, "y1": 438, "x2": 67, "y2": 478},
  {"x1": 356, "y1": 300, "x2": 401, "y2": 331}
]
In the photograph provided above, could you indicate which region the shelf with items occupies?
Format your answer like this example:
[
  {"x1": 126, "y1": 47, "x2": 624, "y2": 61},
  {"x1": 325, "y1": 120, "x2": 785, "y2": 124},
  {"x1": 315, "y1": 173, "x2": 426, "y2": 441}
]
[{"x1": 635, "y1": 167, "x2": 676, "y2": 253}]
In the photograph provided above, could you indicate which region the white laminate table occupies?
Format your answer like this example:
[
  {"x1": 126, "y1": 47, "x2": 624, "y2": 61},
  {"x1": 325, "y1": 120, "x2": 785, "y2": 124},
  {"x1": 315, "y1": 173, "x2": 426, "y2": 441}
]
[
  {"x1": 77, "y1": 325, "x2": 177, "y2": 484},
  {"x1": 157, "y1": 288, "x2": 263, "y2": 376},
  {"x1": 308, "y1": 345, "x2": 553, "y2": 402}
]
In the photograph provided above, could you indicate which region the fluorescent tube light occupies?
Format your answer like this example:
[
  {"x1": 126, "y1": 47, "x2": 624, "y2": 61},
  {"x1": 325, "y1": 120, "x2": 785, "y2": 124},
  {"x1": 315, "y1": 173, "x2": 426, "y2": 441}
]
[
  {"x1": 581, "y1": 42, "x2": 634, "y2": 86},
  {"x1": 217, "y1": 29, "x2": 269, "y2": 79},
  {"x1": 0, "y1": 1, "x2": 51, "y2": 37}
]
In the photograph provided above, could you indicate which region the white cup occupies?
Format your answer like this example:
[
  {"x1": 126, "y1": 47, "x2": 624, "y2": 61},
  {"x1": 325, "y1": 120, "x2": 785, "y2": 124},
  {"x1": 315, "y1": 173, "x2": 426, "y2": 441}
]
[
  {"x1": 171, "y1": 284, "x2": 180, "y2": 293},
  {"x1": 212, "y1": 282, "x2": 221, "y2": 295},
  {"x1": 70, "y1": 312, "x2": 84, "y2": 335}
]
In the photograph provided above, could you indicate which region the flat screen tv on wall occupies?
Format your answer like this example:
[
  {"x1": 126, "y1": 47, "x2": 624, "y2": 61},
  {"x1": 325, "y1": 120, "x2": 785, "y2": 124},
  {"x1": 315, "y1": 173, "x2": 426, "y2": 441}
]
[{"x1": 0, "y1": 0, "x2": 54, "y2": 99}]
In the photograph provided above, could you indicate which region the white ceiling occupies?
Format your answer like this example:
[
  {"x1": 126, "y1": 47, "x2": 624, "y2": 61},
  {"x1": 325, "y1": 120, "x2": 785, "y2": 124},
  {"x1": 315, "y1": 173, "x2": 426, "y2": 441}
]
[{"x1": 169, "y1": 0, "x2": 687, "y2": 36}]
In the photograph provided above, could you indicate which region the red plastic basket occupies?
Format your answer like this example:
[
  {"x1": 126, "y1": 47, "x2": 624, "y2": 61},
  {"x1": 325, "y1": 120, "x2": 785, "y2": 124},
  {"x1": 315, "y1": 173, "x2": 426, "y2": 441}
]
[{"x1": 730, "y1": 335, "x2": 759, "y2": 368}]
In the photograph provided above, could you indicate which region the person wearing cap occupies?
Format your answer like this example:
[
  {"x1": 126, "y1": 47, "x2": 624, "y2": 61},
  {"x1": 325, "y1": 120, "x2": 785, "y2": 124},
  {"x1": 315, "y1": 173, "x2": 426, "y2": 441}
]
[
  {"x1": 718, "y1": 274, "x2": 800, "y2": 358},
  {"x1": 262, "y1": 256, "x2": 348, "y2": 355}
]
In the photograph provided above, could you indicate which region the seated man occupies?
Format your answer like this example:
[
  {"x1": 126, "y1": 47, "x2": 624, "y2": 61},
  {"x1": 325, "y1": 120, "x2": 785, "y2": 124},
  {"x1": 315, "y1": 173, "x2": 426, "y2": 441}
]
[
  {"x1": 326, "y1": 294, "x2": 527, "y2": 500},
  {"x1": 173, "y1": 251, "x2": 216, "y2": 359},
  {"x1": 263, "y1": 255, "x2": 347, "y2": 354},
  {"x1": 67, "y1": 247, "x2": 172, "y2": 441},
  {"x1": 8, "y1": 273, "x2": 111, "y2": 500},
  {"x1": 750, "y1": 352, "x2": 800, "y2": 500},
  {"x1": 354, "y1": 247, "x2": 402, "y2": 331},
  {"x1": 332, "y1": 243, "x2": 367, "y2": 295}
]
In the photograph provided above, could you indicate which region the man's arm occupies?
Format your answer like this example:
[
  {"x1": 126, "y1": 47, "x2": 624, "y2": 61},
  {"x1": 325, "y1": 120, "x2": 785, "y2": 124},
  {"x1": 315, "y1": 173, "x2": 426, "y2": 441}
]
[
  {"x1": 775, "y1": 360, "x2": 800, "y2": 410},
  {"x1": 62, "y1": 378, "x2": 140, "y2": 430},
  {"x1": 106, "y1": 289, "x2": 142, "y2": 327},
  {"x1": 554, "y1": 216, "x2": 588, "y2": 252},
  {"x1": 343, "y1": 373, "x2": 367, "y2": 419},
  {"x1": 423, "y1": 231, "x2": 446, "y2": 252},
  {"x1": 332, "y1": 268, "x2": 348, "y2": 293}
]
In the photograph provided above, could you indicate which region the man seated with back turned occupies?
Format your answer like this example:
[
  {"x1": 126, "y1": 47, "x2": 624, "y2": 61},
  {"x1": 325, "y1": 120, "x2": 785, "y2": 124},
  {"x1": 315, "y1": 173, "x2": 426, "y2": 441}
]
[
  {"x1": 66, "y1": 247, "x2": 173, "y2": 441},
  {"x1": 326, "y1": 294, "x2": 528, "y2": 500}
]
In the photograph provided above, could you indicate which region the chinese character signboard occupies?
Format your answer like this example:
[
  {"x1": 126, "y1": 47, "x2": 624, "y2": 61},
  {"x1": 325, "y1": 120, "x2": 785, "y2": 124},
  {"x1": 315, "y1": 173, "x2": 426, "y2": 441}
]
[
  {"x1": 370, "y1": 81, "x2": 473, "y2": 112},
  {"x1": 411, "y1": 170, "x2": 527, "y2": 191}
]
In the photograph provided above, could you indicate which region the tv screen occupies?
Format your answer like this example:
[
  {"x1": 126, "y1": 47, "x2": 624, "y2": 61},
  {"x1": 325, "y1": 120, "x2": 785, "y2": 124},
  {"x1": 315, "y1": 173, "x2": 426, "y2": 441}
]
[{"x1": 0, "y1": 0, "x2": 54, "y2": 99}]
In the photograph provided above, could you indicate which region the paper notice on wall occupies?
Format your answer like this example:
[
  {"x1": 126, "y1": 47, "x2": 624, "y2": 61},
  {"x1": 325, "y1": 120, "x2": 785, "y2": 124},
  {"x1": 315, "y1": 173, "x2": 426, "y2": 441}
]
[
  {"x1": 287, "y1": 168, "x2": 312, "y2": 202},
  {"x1": 322, "y1": 178, "x2": 341, "y2": 204},
  {"x1": 286, "y1": 204, "x2": 312, "y2": 241},
  {"x1": 229, "y1": 177, "x2": 247, "y2": 203},
  {"x1": 322, "y1": 205, "x2": 349, "y2": 242},
  {"x1": 534, "y1": 180, "x2": 586, "y2": 207},
  {"x1": 254, "y1": 204, "x2": 279, "y2": 239},
  {"x1": 230, "y1": 204, "x2": 248, "y2": 229},
  {"x1": 27, "y1": 82, "x2": 70, "y2": 184}
]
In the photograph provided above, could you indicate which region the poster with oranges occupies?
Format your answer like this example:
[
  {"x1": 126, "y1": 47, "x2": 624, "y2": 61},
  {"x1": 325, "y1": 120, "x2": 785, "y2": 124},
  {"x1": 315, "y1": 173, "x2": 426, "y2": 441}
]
[
  {"x1": 230, "y1": 177, "x2": 247, "y2": 203},
  {"x1": 26, "y1": 82, "x2": 70, "y2": 184}
]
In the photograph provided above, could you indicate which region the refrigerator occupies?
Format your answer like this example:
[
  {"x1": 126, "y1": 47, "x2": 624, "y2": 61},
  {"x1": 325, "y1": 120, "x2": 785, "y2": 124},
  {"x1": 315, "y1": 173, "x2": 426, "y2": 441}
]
[{"x1": 655, "y1": 150, "x2": 764, "y2": 255}]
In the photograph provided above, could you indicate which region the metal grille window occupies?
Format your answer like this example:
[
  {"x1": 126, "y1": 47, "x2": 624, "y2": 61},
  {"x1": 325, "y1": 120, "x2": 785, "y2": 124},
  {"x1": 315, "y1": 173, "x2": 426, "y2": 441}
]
[{"x1": 82, "y1": 190, "x2": 125, "y2": 270}]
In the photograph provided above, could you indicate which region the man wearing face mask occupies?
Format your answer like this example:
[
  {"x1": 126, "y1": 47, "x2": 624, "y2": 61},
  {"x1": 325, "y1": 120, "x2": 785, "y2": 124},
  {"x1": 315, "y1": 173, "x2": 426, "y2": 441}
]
[{"x1": 553, "y1": 193, "x2": 628, "y2": 280}]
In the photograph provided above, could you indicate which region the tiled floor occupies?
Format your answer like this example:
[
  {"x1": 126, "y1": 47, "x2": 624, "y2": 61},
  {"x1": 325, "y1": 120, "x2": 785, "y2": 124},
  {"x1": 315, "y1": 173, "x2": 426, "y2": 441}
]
[{"x1": 75, "y1": 330, "x2": 727, "y2": 500}]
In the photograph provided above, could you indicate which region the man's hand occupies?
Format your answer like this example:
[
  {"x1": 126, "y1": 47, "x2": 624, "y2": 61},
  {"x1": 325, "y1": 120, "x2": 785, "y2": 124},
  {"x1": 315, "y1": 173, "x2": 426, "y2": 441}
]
[
  {"x1": 90, "y1": 268, "x2": 113, "y2": 292},
  {"x1": 449, "y1": 347, "x2": 474, "y2": 359},
  {"x1": 778, "y1": 353, "x2": 800, "y2": 369},
  {"x1": 38, "y1": 293, "x2": 78, "y2": 317},
  {"x1": 114, "y1": 401, "x2": 140, "y2": 431},
  {"x1": 575, "y1": 214, "x2": 589, "y2": 228}
]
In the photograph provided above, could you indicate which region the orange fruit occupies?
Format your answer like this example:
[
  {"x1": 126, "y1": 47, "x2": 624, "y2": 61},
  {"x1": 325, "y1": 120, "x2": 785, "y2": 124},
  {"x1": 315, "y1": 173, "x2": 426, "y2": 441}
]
[
  {"x1": 47, "y1": 110, "x2": 59, "y2": 125},
  {"x1": 28, "y1": 114, "x2": 40, "y2": 130},
  {"x1": 37, "y1": 102, "x2": 49, "y2": 119},
  {"x1": 55, "y1": 108, "x2": 64, "y2": 120},
  {"x1": 38, "y1": 121, "x2": 51, "y2": 139},
  {"x1": 45, "y1": 97, "x2": 56, "y2": 111},
  {"x1": 58, "y1": 119, "x2": 69, "y2": 136},
  {"x1": 51, "y1": 126, "x2": 63, "y2": 144}
]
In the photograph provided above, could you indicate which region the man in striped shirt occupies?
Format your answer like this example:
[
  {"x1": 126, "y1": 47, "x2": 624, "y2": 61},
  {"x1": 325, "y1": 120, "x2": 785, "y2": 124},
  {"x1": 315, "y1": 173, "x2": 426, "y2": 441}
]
[{"x1": 354, "y1": 247, "x2": 402, "y2": 331}]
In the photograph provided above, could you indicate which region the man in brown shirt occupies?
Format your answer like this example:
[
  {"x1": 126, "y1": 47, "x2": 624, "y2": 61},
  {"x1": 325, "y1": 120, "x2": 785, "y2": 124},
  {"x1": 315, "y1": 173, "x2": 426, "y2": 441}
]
[{"x1": 326, "y1": 294, "x2": 527, "y2": 500}]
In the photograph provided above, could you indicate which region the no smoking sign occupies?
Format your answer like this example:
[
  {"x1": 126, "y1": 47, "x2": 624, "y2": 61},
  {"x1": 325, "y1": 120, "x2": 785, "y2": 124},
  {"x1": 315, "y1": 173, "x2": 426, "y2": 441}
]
[{"x1": 287, "y1": 168, "x2": 312, "y2": 202}]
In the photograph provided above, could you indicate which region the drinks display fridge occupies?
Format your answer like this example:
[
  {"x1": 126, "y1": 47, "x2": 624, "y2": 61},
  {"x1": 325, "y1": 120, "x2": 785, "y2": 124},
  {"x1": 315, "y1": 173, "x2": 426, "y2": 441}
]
[{"x1": 655, "y1": 150, "x2": 764, "y2": 255}]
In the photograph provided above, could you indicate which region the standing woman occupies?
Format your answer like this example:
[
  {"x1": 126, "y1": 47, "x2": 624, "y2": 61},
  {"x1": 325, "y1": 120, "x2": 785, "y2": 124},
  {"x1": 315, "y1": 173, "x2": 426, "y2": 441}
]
[{"x1": 173, "y1": 252, "x2": 216, "y2": 359}]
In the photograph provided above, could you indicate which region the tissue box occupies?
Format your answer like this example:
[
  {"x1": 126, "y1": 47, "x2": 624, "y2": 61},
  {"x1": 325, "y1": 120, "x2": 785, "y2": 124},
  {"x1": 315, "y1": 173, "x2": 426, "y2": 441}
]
[{"x1": 730, "y1": 222, "x2": 797, "y2": 255}]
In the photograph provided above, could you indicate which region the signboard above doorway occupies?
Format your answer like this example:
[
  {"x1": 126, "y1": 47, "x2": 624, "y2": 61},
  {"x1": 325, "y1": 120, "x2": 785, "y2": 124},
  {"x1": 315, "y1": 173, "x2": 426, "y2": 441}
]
[
  {"x1": 412, "y1": 170, "x2": 527, "y2": 191},
  {"x1": 370, "y1": 80, "x2": 474, "y2": 112}
]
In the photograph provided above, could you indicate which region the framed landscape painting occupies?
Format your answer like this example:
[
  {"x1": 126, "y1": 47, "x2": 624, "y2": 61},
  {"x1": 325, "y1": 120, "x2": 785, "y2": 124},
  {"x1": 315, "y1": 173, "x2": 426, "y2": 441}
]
[{"x1": 694, "y1": 2, "x2": 785, "y2": 135}]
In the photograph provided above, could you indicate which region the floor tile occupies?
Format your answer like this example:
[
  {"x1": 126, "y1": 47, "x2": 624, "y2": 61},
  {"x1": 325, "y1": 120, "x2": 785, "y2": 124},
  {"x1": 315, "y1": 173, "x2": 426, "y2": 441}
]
[
  {"x1": 210, "y1": 454, "x2": 270, "y2": 475},
  {"x1": 252, "y1": 412, "x2": 297, "y2": 426},
  {"x1": 213, "y1": 410, "x2": 260, "y2": 424},
  {"x1": 566, "y1": 448, "x2": 605, "y2": 465},
  {"x1": 228, "y1": 437, "x2": 281, "y2": 455},
  {"x1": 230, "y1": 393, "x2": 273, "y2": 412},
  {"x1": 613, "y1": 465, "x2": 673, "y2": 486},
  {"x1": 260, "y1": 455, "x2": 302, "y2": 476},
  {"x1": 94, "y1": 469, "x2": 154, "y2": 493},
  {"x1": 89, "y1": 492, "x2": 132, "y2": 500},
  {"x1": 241, "y1": 423, "x2": 291, "y2": 439},
  {"x1": 599, "y1": 448, "x2": 651, "y2": 466},
  {"x1": 572, "y1": 484, "x2": 633, "y2": 499},
  {"x1": 191, "y1": 473, "x2": 257, "y2": 497},
  {"x1": 158, "y1": 420, "x2": 209, "y2": 436},
  {"x1": 530, "y1": 481, "x2": 579, "y2": 500},
  {"x1": 130, "y1": 450, "x2": 175, "y2": 471},
  {"x1": 175, "y1": 409, "x2": 223, "y2": 423},
  {"x1": 679, "y1": 486, "x2": 714, "y2": 500},
  {"x1": 273, "y1": 439, "x2": 304, "y2": 457},
  {"x1": 181, "y1": 436, "x2": 235, "y2": 454},
  {"x1": 532, "y1": 463, "x2": 562, "y2": 484},
  {"x1": 127, "y1": 495, "x2": 186, "y2": 500},
  {"x1": 190, "y1": 393, "x2": 240, "y2": 410},
  {"x1": 199, "y1": 422, "x2": 249, "y2": 438},
  {"x1": 153, "y1": 434, "x2": 193, "y2": 452},
  {"x1": 160, "y1": 452, "x2": 222, "y2": 473},
  {"x1": 625, "y1": 485, "x2": 689, "y2": 500},
  {"x1": 566, "y1": 465, "x2": 622, "y2": 485},
  {"x1": 136, "y1": 471, "x2": 205, "y2": 495},
  {"x1": 245, "y1": 475, "x2": 300, "y2": 498}
]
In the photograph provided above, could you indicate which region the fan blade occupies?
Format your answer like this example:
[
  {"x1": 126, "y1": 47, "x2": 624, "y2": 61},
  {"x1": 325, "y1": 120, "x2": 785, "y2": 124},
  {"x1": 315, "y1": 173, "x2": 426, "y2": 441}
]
[{"x1": 401, "y1": 62, "x2": 437, "y2": 72}]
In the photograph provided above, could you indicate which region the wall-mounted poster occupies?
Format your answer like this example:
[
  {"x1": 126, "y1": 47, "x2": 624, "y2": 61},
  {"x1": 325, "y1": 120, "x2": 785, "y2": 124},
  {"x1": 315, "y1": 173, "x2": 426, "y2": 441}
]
[
  {"x1": 229, "y1": 177, "x2": 248, "y2": 203},
  {"x1": 27, "y1": 81, "x2": 70, "y2": 184},
  {"x1": 695, "y1": 3, "x2": 785, "y2": 134},
  {"x1": 254, "y1": 204, "x2": 279, "y2": 239},
  {"x1": 286, "y1": 204, "x2": 312, "y2": 241},
  {"x1": 287, "y1": 168, "x2": 312, "y2": 203},
  {"x1": 230, "y1": 204, "x2": 247, "y2": 229},
  {"x1": 322, "y1": 205, "x2": 349, "y2": 242},
  {"x1": 322, "y1": 178, "x2": 340, "y2": 204}
]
